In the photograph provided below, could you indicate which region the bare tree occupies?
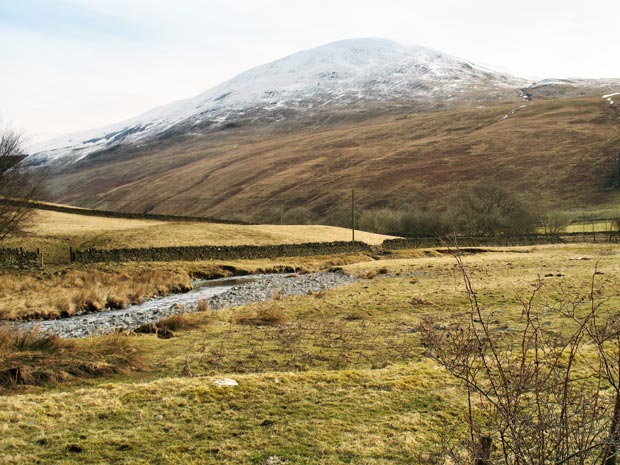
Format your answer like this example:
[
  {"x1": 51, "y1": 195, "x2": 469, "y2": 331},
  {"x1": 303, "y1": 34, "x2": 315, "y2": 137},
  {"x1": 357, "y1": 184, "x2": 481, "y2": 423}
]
[
  {"x1": 0, "y1": 127, "x2": 42, "y2": 242},
  {"x1": 420, "y1": 250, "x2": 620, "y2": 465},
  {"x1": 540, "y1": 211, "x2": 573, "y2": 234},
  {"x1": 450, "y1": 184, "x2": 537, "y2": 236}
]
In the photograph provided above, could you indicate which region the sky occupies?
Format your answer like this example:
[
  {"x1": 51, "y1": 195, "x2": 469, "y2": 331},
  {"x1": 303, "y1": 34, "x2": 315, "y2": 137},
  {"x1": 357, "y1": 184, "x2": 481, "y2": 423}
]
[{"x1": 1, "y1": 0, "x2": 619, "y2": 143}]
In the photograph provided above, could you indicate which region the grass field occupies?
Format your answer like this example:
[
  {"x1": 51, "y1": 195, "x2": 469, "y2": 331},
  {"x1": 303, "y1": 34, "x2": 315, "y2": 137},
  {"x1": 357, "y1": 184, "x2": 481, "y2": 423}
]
[
  {"x1": 3, "y1": 209, "x2": 392, "y2": 265},
  {"x1": 2, "y1": 241, "x2": 620, "y2": 464},
  {"x1": 0, "y1": 209, "x2": 391, "y2": 320},
  {"x1": 26, "y1": 210, "x2": 391, "y2": 246}
]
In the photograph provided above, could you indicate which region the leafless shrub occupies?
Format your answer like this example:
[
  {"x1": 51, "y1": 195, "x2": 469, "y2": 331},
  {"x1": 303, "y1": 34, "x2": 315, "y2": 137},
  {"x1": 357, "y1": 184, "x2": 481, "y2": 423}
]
[
  {"x1": 541, "y1": 211, "x2": 573, "y2": 234},
  {"x1": 420, "y1": 249, "x2": 620, "y2": 465},
  {"x1": 0, "y1": 126, "x2": 45, "y2": 242}
]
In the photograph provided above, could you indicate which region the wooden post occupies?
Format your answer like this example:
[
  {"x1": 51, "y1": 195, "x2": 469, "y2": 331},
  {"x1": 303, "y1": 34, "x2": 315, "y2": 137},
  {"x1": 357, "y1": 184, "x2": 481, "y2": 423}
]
[
  {"x1": 475, "y1": 435, "x2": 492, "y2": 465},
  {"x1": 613, "y1": 149, "x2": 620, "y2": 189},
  {"x1": 603, "y1": 392, "x2": 620, "y2": 465},
  {"x1": 280, "y1": 201, "x2": 283, "y2": 225},
  {"x1": 351, "y1": 188, "x2": 355, "y2": 242}
]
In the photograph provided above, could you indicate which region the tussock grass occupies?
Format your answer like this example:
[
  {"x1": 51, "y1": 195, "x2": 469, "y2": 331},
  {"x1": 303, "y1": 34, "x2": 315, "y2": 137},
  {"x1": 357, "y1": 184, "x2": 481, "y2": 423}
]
[
  {"x1": 0, "y1": 268, "x2": 192, "y2": 320},
  {"x1": 0, "y1": 329, "x2": 144, "y2": 390},
  {"x1": 135, "y1": 313, "x2": 205, "y2": 338},
  {"x1": 234, "y1": 306, "x2": 287, "y2": 327}
]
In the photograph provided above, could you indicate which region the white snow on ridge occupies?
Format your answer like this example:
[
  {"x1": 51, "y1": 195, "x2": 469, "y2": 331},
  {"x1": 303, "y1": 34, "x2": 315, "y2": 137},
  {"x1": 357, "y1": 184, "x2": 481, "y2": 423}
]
[
  {"x1": 29, "y1": 38, "x2": 529, "y2": 163},
  {"x1": 602, "y1": 92, "x2": 620, "y2": 105}
]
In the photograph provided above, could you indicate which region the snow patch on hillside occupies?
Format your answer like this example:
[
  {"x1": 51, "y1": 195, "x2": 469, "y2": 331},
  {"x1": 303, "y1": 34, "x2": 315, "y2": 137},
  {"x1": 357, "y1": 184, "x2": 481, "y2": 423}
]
[
  {"x1": 29, "y1": 38, "x2": 528, "y2": 163},
  {"x1": 603, "y1": 92, "x2": 620, "y2": 105}
]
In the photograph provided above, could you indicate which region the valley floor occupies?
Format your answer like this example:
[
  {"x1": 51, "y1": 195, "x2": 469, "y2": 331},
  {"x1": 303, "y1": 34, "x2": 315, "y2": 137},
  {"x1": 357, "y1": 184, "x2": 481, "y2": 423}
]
[{"x1": 2, "y1": 243, "x2": 620, "y2": 464}]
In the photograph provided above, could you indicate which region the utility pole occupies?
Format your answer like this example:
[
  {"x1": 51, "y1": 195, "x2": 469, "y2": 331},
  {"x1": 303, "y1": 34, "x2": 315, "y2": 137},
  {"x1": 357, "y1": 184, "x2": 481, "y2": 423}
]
[
  {"x1": 613, "y1": 149, "x2": 620, "y2": 189},
  {"x1": 351, "y1": 188, "x2": 355, "y2": 242},
  {"x1": 280, "y1": 201, "x2": 284, "y2": 225}
]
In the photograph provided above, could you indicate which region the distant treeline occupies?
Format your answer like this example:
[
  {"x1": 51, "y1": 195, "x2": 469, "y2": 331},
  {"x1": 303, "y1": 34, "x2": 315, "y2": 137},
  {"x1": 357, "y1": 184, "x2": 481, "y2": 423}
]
[{"x1": 272, "y1": 184, "x2": 620, "y2": 238}]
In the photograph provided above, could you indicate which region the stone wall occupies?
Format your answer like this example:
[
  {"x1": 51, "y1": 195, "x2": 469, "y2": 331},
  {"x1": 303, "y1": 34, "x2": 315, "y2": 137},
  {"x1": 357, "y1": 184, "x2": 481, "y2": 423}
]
[
  {"x1": 560, "y1": 232, "x2": 620, "y2": 243},
  {"x1": 0, "y1": 248, "x2": 42, "y2": 268},
  {"x1": 16, "y1": 232, "x2": 615, "y2": 267},
  {"x1": 10, "y1": 199, "x2": 249, "y2": 225},
  {"x1": 70, "y1": 241, "x2": 374, "y2": 263},
  {"x1": 382, "y1": 234, "x2": 565, "y2": 250}
]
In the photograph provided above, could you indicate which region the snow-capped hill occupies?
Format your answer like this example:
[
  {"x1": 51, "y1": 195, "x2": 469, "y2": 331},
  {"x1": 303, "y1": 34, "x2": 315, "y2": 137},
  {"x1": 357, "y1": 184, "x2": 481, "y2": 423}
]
[{"x1": 30, "y1": 38, "x2": 528, "y2": 164}]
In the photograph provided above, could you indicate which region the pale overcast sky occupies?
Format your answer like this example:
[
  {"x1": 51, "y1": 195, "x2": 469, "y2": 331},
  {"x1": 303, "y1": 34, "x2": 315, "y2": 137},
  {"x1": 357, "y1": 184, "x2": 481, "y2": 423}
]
[{"x1": 1, "y1": 0, "x2": 619, "y2": 142}]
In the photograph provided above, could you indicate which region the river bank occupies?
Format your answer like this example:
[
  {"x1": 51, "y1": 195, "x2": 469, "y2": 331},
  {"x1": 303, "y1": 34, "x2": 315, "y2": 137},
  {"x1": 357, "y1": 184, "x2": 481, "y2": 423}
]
[{"x1": 11, "y1": 272, "x2": 357, "y2": 338}]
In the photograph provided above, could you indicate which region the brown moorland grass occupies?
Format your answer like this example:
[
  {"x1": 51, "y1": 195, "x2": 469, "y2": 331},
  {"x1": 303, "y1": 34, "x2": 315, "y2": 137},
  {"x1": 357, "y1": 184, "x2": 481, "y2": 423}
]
[
  {"x1": 0, "y1": 329, "x2": 144, "y2": 390},
  {"x1": 0, "y1": 267, "x2": 192, "y2": 320},
  {"x1": 43, "y1": 95, "x2": 620, "y2": 220},
  {"x1": 0, "y1": 252, "x2": 378, "y2": 321},
  {"x1": 2, "y1": 244, "x2": 620, "y2": 464},
  {"x1": 135, "y1": 313, "x2": 206, "y2": 338}
]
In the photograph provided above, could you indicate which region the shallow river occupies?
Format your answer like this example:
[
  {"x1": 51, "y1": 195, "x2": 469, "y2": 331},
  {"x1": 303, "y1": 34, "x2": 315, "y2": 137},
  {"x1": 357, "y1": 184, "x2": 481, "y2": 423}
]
[{"x1": 8, "y1": 272, "x2": 357, "y2": 338}]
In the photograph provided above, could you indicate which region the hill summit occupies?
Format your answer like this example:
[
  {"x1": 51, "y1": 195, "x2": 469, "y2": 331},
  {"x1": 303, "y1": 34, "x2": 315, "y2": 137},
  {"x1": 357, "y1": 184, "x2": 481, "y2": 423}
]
[{"x1": 30, "y1": 38, "x2": 527, "y2": 164}]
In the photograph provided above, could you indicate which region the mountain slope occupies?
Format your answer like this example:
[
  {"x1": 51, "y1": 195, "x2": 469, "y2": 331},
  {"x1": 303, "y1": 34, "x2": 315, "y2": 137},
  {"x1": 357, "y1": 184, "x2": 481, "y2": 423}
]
[
  {"x1": 29, "y1": 38, "x2": 527, "y2": 164},
  {"x1": 31, "y1": 38, "x2": 620, "y2": 220},
  {"x1": 43, "y1": 95, "x2": 620, "y2": 221}
]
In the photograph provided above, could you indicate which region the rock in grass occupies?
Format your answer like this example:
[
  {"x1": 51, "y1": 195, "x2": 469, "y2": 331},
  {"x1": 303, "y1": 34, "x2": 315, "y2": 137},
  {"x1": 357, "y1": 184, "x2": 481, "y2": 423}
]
[
  {"x1": 263, "y1": 456, "x2": 289, "y2": 465},
  {"x1": 213, "y1": 378, "x2": 238, "y2": 387}
]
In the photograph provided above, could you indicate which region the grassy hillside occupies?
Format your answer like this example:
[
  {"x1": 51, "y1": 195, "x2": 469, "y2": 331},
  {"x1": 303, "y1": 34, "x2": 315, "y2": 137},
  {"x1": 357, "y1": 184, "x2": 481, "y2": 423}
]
[{"x1": 43, "y1": 94, "x2": 620, "y2": 221}]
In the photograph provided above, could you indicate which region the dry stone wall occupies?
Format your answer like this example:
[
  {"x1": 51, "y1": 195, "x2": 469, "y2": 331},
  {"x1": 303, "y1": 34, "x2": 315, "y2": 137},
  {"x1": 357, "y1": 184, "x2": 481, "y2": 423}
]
[
  {"x1": 11, "y1": 199, "x2": 249, "y2": 225},
  {"x1": 11, "y1": 233, "x2": 615, "y2": 268},
  {"x1": 70, "y1": 241, "x2": 373, "y2": 263},
  {"x1": 381, "y1": 235, "x2": 565, "y2": 250},
  {"x1": 0, "y1": 248, "x2": 42, "y2": 268}
]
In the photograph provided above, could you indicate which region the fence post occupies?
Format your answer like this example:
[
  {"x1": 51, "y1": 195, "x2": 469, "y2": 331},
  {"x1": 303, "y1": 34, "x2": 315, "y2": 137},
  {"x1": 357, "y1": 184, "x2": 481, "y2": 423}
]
[{"x1": 475, "y1": 436, "x2": 492, "y2": 465}]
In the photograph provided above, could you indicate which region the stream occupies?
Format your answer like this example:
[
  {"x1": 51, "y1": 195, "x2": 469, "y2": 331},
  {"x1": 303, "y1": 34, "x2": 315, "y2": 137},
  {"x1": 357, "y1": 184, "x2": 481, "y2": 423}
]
[{"x1": 9, "y1": 272, "x2": 357, "y2": 338}]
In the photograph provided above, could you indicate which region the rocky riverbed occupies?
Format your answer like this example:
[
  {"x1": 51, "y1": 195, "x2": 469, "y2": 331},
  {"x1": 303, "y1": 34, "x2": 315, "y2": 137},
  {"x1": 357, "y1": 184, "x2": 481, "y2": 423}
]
[{"x1": 13, "y1": 272, "x2": 357, "y2": 338}]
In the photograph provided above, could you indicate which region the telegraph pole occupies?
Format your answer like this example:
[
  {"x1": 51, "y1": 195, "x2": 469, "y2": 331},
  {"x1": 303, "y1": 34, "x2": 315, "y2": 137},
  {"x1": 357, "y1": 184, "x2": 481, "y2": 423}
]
[
  {"x1": 613, "y1": 149, "x2": 620, "y2": 189},
  {"x1": 351, "y1": 188, "x2": 355, "y2": 242},
  {"x1": 280, "y1": 201, "x2": 284, "y2": 225}
]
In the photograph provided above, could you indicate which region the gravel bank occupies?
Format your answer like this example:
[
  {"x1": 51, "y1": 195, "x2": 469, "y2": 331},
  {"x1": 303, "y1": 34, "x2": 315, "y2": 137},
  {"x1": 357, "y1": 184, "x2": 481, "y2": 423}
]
[
  {"x1": 208, "y1": 272, "x2": 357, "y2": 309},
  {"x1": 10, "y1": 272, "x2": 357, "y2": 339}
]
